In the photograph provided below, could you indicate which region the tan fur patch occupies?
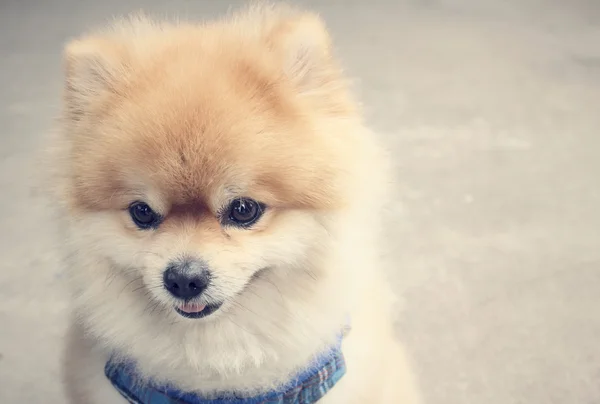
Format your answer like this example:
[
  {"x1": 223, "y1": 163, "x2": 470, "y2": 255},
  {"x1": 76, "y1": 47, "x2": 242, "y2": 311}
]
[{"x1": 63, "y1": 9, "x2": 360, "y2": 215}]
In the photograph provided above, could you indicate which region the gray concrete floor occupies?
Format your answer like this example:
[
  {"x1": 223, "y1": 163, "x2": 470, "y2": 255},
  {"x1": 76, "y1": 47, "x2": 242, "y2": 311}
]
[{"x1": 1, "y1": 0, "x2": 600, "y2": 403}]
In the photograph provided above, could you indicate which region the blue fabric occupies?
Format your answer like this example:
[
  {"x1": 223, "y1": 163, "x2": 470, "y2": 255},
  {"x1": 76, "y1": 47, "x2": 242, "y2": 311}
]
[{"x1": 105, "y1": 342, "x2": 346, "y2": 404}]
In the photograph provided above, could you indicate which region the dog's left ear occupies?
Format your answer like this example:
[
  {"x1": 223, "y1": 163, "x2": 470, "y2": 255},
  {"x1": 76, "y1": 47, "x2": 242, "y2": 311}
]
[{"x1": 266, "y1": 12, "x2": 339, "y2": 94}]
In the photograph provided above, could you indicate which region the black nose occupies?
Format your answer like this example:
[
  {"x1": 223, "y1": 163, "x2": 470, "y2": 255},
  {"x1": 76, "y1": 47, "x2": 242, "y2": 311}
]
[{"x1": 163, "y1": 260, "x2": 210, "y2": 299}]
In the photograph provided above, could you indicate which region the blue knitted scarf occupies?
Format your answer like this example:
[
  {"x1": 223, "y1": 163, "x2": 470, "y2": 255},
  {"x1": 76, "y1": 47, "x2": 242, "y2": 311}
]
[{"x1": 105, "y1": 342, "x2": 346, "y2": 404}]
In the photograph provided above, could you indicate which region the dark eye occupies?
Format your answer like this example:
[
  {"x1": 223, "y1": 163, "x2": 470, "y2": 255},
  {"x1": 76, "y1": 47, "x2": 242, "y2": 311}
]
[
  {"x1": 227, "y1": 198, "x2": 264, "y2": 227},
  {"x1": 129, "y1": 201, "x2": 161, "y2": 229}
]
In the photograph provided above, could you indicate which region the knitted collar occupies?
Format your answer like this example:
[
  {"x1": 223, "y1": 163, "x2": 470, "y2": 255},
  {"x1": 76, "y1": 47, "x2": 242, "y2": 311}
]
[{"x1": 104, "y1": 341, "x2": 346, "y2": 404}]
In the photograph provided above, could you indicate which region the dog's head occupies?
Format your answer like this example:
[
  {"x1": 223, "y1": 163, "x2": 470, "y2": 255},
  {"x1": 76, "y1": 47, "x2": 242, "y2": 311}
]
[{"x1": 60, "y1": 8, "x2": 379, "y2": 321}]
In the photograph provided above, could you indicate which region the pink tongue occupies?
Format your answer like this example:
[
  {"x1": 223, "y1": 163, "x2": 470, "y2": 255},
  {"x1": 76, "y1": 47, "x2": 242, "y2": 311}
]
[{"x1": 179, "y1": 303, "x2": 206, "y2": 313}]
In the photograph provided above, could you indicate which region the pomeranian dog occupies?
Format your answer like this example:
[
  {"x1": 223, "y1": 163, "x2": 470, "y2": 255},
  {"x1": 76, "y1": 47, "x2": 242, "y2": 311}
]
[{"x1": 54, "y1": 4, "x2": 420, "y2": 403}]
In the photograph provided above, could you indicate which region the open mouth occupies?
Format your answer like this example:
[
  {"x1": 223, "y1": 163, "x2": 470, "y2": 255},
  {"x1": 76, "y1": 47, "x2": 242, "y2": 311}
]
[{"x1": 175, "y1": 302, "x2": 223, "y2": 319}]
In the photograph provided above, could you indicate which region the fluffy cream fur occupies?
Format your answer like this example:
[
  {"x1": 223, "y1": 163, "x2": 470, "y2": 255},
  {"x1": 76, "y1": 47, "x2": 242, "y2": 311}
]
[{"x1": 55, "y1": 4, "x2": 421, "y2": 403}]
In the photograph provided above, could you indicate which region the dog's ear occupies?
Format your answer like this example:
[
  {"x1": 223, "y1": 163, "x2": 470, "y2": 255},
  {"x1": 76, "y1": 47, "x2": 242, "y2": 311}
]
[
  {"x1": 265, "y1": 12, "x2": 338, "y2": 93},
  {"x1": 258, "y1": 9, "x2": 355, "y2": 116},
  {"x1": 275, "y1": 14, "x2": 332, "y2": 89},
  {"x1": 63, "y1": 37, "x2": 128, "y2": 120}
]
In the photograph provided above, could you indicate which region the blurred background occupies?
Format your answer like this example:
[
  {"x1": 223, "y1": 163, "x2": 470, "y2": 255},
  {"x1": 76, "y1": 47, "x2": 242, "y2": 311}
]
[{"x1": 1, "y1": 0, "x2": 599, "y2": 403}]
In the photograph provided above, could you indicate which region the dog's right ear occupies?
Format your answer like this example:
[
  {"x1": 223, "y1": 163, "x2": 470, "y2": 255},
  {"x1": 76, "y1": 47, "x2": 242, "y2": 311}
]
[{"x1": 63, "y1": 38, "x2": 128, "y2": 120}]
